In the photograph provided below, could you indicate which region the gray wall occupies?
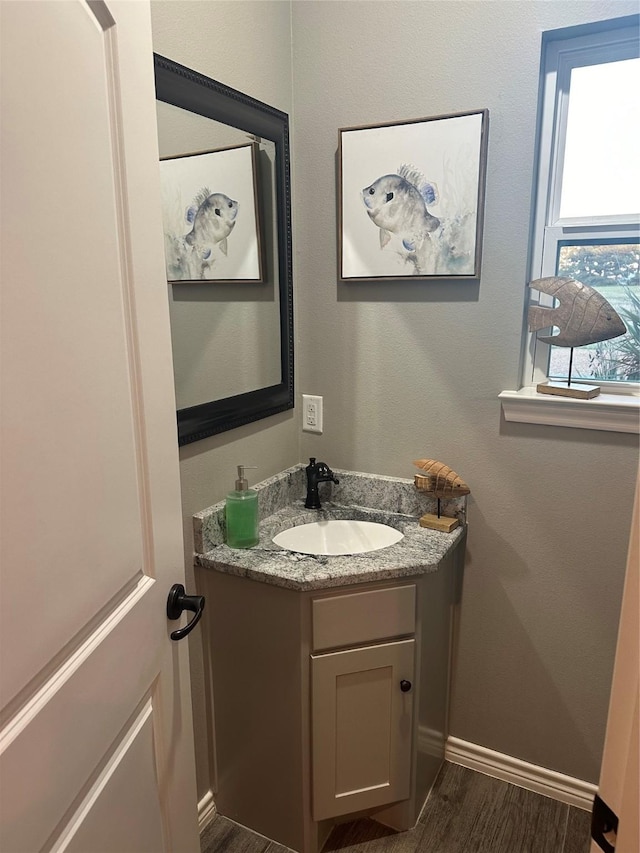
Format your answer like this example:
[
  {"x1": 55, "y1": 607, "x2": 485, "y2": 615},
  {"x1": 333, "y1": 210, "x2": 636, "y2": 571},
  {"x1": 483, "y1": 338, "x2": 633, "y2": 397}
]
[
  {"x1": 293, "y1": 0, "x2": 638, "y2": 784},
  {"x1": 150, "y1": 0, "x2": 298, "y2": 800},
  {"x1": 153, "y1": 0, "x2": 639, "y2": 804}
]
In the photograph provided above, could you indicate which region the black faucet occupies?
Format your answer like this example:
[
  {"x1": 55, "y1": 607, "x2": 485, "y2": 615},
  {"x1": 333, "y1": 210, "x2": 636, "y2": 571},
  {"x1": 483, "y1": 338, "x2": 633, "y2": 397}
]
[{"x1": 304, "y1": 458, "x2": 339, "y2": 509}]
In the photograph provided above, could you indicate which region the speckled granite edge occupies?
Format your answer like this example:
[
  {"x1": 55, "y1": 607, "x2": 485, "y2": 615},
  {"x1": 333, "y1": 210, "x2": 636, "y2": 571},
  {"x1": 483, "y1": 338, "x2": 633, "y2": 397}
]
[{"x1": 194, "y1": 465, "x2": 467, "y2": 591}]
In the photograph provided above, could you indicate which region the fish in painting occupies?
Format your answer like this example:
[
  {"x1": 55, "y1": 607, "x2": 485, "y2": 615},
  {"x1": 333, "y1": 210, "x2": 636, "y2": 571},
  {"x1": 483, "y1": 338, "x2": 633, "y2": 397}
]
[
  {"x1": 361, "y1": 165, "x2": 440, "y2": 252},
  {"x1": 528, "y1": 276, "x2": 626, "y2": 347},
  {"x1": 413, "y1": 459, "x2": 470, "y2": 498},
  {"x1": 185, "y1": 189, "x2": 239, "y2": 258}
]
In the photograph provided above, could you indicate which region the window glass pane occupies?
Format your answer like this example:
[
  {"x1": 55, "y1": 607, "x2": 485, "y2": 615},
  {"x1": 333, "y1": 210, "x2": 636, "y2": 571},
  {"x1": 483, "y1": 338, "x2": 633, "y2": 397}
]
[
  {"x1": 559, "y1": 58, "x2": 640, "y2": 219},
  {"x1": 548, "y1": 243, "x2": 640, "y2": 383}
]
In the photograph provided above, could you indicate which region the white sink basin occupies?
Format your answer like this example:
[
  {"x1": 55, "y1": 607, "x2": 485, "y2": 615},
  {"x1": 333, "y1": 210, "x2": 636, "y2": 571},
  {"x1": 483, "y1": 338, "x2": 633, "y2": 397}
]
[{"x1": 272, "y1": 519, "x2": 403, "y2": 556}]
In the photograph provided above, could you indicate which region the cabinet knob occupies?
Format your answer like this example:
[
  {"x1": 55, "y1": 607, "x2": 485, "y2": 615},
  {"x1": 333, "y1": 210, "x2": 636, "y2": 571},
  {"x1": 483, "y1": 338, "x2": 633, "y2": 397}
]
[{"x1": 400, "y1": 679, "x2": 412, "y2": 693}]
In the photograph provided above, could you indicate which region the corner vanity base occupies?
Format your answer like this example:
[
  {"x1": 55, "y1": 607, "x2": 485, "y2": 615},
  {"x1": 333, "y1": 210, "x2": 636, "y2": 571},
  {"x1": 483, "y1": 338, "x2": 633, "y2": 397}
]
[{"x1": 198, "y1": 542, "x2": 463, "y2": 853}]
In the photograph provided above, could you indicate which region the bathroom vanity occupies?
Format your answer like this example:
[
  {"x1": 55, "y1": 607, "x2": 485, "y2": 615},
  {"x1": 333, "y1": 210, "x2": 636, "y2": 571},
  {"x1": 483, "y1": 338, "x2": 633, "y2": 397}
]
[{"x1": 194, "y1": 466, "x2": 466, "y2": 853}]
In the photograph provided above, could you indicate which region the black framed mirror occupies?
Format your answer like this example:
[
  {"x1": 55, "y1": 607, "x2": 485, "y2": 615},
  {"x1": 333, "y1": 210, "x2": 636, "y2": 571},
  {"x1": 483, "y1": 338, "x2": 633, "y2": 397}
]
[{"x1": 154, "y1": 54, "x2": 294, "y2": 446}]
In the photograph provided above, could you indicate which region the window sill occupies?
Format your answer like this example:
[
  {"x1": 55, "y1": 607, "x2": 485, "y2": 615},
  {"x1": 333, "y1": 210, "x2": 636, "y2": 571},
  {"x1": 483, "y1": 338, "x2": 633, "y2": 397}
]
[{"x1": 499, "y1": 387, "x2": 639, "y2": 433}]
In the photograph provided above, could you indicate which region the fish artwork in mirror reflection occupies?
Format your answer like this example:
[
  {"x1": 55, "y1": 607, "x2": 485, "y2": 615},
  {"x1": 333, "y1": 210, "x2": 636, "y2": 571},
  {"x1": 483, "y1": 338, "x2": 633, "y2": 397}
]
[
  {"x1": 160, "y1": 143, "x2": 263, "y2": 283},
  {"x1": 165, "y1": 188, "x2": 239, "y2": 280},
  {"x1": 186, "y1": 191, "x2": 238, "y2": 253}
]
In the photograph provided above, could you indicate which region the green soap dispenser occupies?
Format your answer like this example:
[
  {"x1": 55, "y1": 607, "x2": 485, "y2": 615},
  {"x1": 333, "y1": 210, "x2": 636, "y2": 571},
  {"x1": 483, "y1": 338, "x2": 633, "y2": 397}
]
[{"x1": 226, "y1": 465, "x2": 259, "y2": 549}]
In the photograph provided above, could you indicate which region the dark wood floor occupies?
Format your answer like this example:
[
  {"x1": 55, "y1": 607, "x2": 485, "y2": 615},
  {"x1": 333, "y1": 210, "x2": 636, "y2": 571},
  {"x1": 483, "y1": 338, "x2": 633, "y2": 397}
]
[{"x1": 200, "y1": 762, "x2": 592, "y2": 853}]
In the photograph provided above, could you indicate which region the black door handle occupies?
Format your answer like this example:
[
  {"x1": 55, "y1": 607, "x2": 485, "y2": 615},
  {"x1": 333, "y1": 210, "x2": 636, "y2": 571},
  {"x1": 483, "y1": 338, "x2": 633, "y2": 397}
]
[
  {"x1": 166, "y1": 584, "x2": 205, "y2": 641},
  {"x1": 400, "y1": 679, "x2": 412, "y2": 692}
]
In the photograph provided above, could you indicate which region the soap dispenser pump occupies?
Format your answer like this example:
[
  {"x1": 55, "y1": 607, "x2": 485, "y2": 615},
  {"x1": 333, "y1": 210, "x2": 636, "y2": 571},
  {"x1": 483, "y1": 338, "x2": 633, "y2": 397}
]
[{"x1": 226, "y1": 465, "x2": 259, "y2": 549}]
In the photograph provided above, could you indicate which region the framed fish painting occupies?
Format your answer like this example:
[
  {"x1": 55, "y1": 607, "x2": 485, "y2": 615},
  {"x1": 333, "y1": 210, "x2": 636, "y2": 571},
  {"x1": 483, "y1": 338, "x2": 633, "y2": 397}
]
[
  {"x1": 159, "y1": 142, "x2": 264, "y2": 283},
  {"x1": 339, "y1": 109, "x2": 489, "y2": 281}
]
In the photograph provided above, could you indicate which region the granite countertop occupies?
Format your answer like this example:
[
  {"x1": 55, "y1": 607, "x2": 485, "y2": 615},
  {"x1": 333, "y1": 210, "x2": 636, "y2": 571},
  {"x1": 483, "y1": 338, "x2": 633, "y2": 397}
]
[{"x1": 194, "y1": 465, "x2": 466, "y2": 591}]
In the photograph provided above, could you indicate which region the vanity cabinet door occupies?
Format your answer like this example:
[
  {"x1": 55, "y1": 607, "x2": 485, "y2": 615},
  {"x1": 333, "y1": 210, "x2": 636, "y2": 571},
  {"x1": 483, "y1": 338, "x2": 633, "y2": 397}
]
[{"x1": 311, "y1": 639, "x2": 415, "y2": 820}]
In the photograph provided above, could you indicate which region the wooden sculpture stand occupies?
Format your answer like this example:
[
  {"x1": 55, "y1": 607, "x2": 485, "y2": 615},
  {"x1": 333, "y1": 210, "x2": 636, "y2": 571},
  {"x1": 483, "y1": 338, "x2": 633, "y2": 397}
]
[
  {"x1": 419, "y1": 513, "x2": 459, "y2": 533},
  {"x1": 414, "y1": 467, "x2": 468, "y2": 534},
  {"x1": 536, "y1": 381, "x2": 600, "y2": 400}
]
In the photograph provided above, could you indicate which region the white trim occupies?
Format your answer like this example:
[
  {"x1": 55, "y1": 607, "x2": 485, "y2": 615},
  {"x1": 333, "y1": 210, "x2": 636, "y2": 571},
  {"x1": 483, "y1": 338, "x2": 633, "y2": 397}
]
[
  {"x1": 445, "y1": 736, "x2": 597, "y2": 811},
  {"x1": 198, "y1": 789, "x2": 217, "y2": 833},
  {"x1": 500, "y1": 387, "x2": 640, "y2": 433}
]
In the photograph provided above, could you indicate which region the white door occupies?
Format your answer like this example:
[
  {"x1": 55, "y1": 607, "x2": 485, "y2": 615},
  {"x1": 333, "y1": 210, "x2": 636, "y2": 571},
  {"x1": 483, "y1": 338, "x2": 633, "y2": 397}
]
[
  {"x1": 0, "y1": 2, "x2": 199, "y2": 851},
  {"x1": 590, "y1": 477, "x2": 639, "y2": 853}
]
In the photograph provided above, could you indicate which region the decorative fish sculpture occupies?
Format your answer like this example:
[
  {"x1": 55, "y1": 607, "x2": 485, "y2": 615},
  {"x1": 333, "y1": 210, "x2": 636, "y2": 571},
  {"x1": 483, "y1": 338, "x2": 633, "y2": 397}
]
[
  {"x1": 413, "y1": 459, "x2": 470, "y2": 497},
  {"x1": 528, "y1": 276, "x2": 626, "y2": 348},
  {"x1": 185, "y1": 188, "x2": 239, "y2": 257},
  {"x1": 362, "y1": 164, "x2": 440, "y2": 252}
]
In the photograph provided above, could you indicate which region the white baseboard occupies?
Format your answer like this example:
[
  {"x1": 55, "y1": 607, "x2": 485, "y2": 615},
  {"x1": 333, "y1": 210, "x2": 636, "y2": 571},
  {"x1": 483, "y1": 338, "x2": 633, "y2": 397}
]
[
  {"x1": 196, "y1": 741, "x2": 594, "y2": 835},
  {"x1": 198, "y1": 790, "x2": 217, "y2": 832},
  {"x1": 445, "y1": 736, "x2": 597, "y2": 811}
]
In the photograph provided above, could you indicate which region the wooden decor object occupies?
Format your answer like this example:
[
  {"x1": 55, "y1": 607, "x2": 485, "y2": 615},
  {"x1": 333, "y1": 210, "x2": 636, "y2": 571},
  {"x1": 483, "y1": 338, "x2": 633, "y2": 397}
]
[
  {"x1": 528, "y1": 277, "x2": 626, "y2": 348},
  {"x1": 536, "y1": 381, "x2": 600, "y2": 400},
  {"x1": 413, "y1": 459, "x2": 469, "y2": 533},
  {"x1": 528, "y1": 276, "x2": 627, "y2": 398},
  {"x1": 413, "y1": 460, "x2": 470, "y2": 497},
  {"x1": 419, "y1": 513, "x2": 459, "y2": 533}
]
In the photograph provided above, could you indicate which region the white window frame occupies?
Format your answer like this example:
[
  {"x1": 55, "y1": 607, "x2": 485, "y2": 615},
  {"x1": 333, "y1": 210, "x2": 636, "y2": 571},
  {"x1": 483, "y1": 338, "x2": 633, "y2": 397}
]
[{"x1": 502, "y1": 17, "x2": 640, "y2": 433}]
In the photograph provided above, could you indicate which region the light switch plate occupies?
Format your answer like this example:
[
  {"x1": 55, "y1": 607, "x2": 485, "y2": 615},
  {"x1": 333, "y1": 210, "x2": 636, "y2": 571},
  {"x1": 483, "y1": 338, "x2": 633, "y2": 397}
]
[{"x1": 302, "y1": 394, "x2": 323, "y2": 433}]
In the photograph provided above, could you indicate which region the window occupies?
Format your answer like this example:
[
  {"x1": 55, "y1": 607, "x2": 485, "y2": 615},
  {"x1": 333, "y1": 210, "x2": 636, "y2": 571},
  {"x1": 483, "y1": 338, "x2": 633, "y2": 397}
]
[{"x1": 502, "y1": 17, "x2": 640, "y2": 433}]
